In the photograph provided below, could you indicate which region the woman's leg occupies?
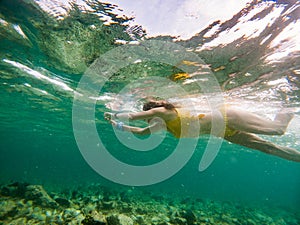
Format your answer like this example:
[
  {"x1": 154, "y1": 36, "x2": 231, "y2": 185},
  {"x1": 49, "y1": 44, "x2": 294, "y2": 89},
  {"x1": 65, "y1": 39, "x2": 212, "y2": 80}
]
[
  {"x1": 226, "y1": 108, "x2": 294, "y2": 135},
  {"x1": 225, "y1": 132, "x2": 300, "y2": 162}
]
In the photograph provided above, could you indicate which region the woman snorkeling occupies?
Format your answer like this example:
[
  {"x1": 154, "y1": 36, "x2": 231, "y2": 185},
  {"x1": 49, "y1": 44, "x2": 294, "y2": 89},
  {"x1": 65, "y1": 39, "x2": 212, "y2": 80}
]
[{"x1": 104, "y1": 99, "x2": 300, "y2": 162}]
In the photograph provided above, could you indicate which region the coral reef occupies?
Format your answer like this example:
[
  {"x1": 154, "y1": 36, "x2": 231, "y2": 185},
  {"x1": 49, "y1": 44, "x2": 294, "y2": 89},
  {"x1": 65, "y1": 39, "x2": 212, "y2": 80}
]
[{"x1": 0, "y1": 182, "x2": 299, "y2": 225}]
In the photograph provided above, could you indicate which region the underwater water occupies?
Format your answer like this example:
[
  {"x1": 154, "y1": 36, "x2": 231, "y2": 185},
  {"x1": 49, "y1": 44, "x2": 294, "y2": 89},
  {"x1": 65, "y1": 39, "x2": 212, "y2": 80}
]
[{"x1": 1, "y1": 0, "x2": 300, "y2": 224}]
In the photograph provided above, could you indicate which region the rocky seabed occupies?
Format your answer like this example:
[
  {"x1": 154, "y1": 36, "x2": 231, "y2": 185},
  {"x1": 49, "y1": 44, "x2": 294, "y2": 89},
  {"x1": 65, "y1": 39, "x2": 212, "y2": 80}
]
[{"x1": 0, "y1": 182, "x2": 299, "y2": 225}]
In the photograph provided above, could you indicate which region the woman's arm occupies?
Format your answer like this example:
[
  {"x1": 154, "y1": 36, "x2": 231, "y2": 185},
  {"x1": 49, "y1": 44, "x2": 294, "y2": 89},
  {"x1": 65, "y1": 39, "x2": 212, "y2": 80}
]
[
  {"x1": 104, "y1": 108, "x2": 164, "y2": 121},
  {"x1": 110, "y1": 118, "x2": 165, "y2": 135}
]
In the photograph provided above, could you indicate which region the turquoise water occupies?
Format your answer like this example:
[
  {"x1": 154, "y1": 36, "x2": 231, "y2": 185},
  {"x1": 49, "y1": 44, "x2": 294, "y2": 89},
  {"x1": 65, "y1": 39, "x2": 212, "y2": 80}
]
[{"x1": 1, "y1": 0, "x2": 300, "y2": 223}]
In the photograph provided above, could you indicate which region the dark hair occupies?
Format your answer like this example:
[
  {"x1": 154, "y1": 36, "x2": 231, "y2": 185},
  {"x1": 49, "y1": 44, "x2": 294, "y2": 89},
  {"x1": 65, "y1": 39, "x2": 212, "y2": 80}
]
[{"x1": 143, "y1": 100, "x2": 175, "y2": 111}]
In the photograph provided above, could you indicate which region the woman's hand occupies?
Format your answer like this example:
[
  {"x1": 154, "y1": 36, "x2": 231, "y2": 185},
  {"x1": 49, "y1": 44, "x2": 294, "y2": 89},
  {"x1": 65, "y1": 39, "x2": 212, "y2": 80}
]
[
  {"x1": 110, "y1": 119, "x2": 117, "y2": 127},
  {"x1": 104, "y1": 112, "x2": 115, "y2": 121},
  {"x1": 104, "y1": 112, "x2": 119, "y2": 128}
]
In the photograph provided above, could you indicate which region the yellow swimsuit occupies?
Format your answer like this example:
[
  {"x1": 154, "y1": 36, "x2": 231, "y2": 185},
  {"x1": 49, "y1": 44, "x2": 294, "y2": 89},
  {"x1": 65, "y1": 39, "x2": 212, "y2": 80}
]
[{"x1": 165, "y1": 108, "x2": 237, "y2": 138}]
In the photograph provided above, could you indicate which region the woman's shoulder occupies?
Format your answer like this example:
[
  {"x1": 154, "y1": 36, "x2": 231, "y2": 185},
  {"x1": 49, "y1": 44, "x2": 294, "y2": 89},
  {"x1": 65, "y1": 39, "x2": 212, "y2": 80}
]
[{"x1": 150, "y1": 107, "x2": 177, "y2": 119}]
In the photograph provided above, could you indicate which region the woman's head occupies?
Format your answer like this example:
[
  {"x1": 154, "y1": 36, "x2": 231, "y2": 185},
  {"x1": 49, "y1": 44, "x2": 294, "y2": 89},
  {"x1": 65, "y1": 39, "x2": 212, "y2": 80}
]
[{"x1": 143, "y1": 100, "x2": 175, "y2": 111}]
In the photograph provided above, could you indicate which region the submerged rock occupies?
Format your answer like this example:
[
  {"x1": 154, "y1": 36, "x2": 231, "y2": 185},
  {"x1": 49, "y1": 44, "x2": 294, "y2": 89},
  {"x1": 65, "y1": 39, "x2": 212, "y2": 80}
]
[
  {"x1": 102, "y1": 201, "x2": 115, "y2": 210},
  {"x1": 0, "y1": 199, "x2": 18, "y2": 220},
  {"x1": 82, "y1": 210, "x2": 107, "y2": 225},
  {"x1": 118, "y1": 214, "x2": 134, "y2": 225},
  {"x1": 55, "y1": 197, "x2": 71, "y2": 207},
  {"x1": 0, "y1": 182, "x2": 29, "y2": 197},
  {"x1": 8, "y1": 217, "x2": 27, "y2": 225},
  {"x1": 151, "y1": 215, "x2": 170, "y2": 225},
  {"x1": 106, "y1": 214, "x2": 133, "y2": 225},
  {"x1": 24, "y1": 185, "x2": 58, "y2": 208},
  {"x1": 170, "y1": 217, "x2": 187, "y2": 225},
  {"x1": 106, "y1": 214, "x2": 119, "y2": 225},
  {"x1": 134, "y1": 215, "x2": 145, "y2": 224},
  {"x1": 63, "y1": 208, "x2": 85, "y2": 224},
  {"x1": 180, "y1": 209, "x2": 196, "y2": 224}
]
